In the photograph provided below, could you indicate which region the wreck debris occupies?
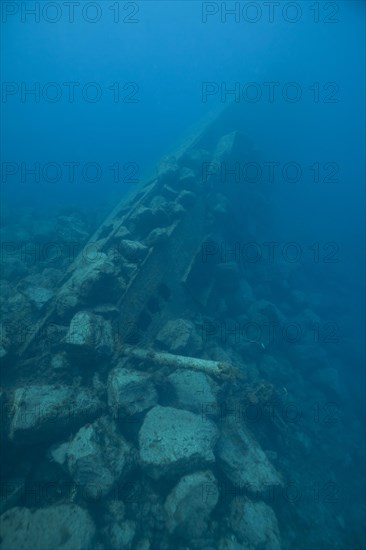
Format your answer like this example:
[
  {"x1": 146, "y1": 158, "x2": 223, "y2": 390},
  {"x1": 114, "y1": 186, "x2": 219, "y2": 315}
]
[{"x1": 121, "y1": 346, "x2": 235, "y2": 379}]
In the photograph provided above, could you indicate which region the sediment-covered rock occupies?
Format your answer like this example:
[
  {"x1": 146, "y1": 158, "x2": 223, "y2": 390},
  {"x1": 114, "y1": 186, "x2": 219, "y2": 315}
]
[
  {"x1": 108, "y1": 366, "x2": 158, "y2": 418},
  {"x1": 156, "y1": 318, "x2": 201, "y2": 354},
  {"x1": 22, "y1": 286, "x2": 54, "y2": 310},
  {"x1": 50, "y1": 416, "x2": 136, "y2": 499},
  {"x1": 101, "y1": 501, "x2": 137, "y2": 550},
  {"x1": 139, "y1": 405, "x2": 218, "y2": 479},
  {"x1": 177, "y1": 167, "x2": 196, "y2": 190},
  {"x1": 9, "y1": 384, "x2": 104, "y2": 444},
  {"x1": 217, "y1": 415, "x2": 283, "y2": 495},
  {"x1": 145, "y1": 227, "x2": 169, "y2": 246},
  {"x1": 229, "y1": 499, "x2": 281, "y2": 550},
  {"x1": 164, "y1": 470, "x2": 219, "y2": 538},
  {"x1": 56, "y1": 252, "x2": 119, "y2": 315},
  {"x1": 166, "y1": 369, "x2": 218, "y2": 414},
  {"x1": 118, "y1": 239, "x2": 149, "y2": 262},
  {"x1": 65, "y1": 310, "x2": 114, "y2": 357},
  {"x1": 0, "y1": 504, "x2": 96, "y2": 550}
]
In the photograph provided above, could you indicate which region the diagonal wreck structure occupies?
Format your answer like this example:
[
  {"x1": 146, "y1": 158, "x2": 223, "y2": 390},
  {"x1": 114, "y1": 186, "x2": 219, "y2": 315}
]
[{"x1": 1, "y1": 103, "x2": 291, "y2": 550}]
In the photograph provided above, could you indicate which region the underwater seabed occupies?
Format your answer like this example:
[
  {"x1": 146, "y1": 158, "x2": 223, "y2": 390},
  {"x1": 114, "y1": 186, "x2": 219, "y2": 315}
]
[{"x1": 0, "y1": 106, "x2": 365, "y2": 550}]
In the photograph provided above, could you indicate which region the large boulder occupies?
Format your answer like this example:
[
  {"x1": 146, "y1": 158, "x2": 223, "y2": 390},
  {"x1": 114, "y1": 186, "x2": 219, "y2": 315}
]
[
  {"x1": 215, "y1": 262, "x2": 241, "y2": 292},
  {"x1": 156, "y1": 319, "x2": 201, "y2": 354},
  {"x1": 118, "y1": 240, "x2": 149, "y2": 262},
  {"x1": 108, "y1": 366, "x2": 158, "y2": 418},
  {"x1": 164, "y1": 470, "x2": 219, "y2": 538},
  {"x1": 217, "y1": 415, "x2": 283, "y2": 495},
  {"x1": 177, "y1": 167, "x2": 196, "y2": 190},
  {"x1": 287, "y1": 343, "x2": 329, "y2": 373},
  {"x1": 9, "y1": 385, "x2": 104, "y2": 444},
  {"x1": 139, "y1": 406, "x2": 218, "y2": 479},
  {"x1": 229, "y1": 499, "x2": 281, "y2": 550},
  {"x1": 166, "y1": 369, "x2": 219, "y2": 414},
  {"x1": 0, "y1": 504, "x2": 96, "y2": 550},
  {"x1": 22, "y1": 286, "x2": 54, "y2": 310},
  {"x1": 310, "y1": 366, "x2": 342, "y2": 400},
  {"x1": 50, "y1": 416, "x2": 136, "y2": 500},
  {"x1": 56, "y1": 252, "x2": 120, "y2": 315},
  {"x1": 101, "y1": 501, "x2": 136, "y2": 550},
  {"x1": 145, "y1": 227, "x2": 169, "y2": 247},
  {"x1": 65, "y1": 311, "x2": 114, "y2": 358}
]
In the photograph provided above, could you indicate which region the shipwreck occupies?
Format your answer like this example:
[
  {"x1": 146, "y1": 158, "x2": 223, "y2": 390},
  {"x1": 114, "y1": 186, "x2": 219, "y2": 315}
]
[{"x1": 1, "y1": 102, "x2": 317, "y2": 550}]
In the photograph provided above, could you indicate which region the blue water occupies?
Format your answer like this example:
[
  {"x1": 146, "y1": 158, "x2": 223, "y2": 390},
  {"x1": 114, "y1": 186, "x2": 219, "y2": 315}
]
[{"x1": 1, "y1": 1, "x2": 365, "y2": 549}]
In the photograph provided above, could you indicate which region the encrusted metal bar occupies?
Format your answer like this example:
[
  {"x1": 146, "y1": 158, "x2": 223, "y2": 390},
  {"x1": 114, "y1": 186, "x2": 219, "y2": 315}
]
[{"x1": 121, "y1": 346, "x2": 236, "y2": 379}]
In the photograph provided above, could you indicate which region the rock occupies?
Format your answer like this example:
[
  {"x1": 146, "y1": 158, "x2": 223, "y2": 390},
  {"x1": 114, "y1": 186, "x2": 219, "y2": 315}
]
[
  {"x1": 219, "y1": 536, "x2": 251, "y2": 550},
  {"x1": 149, "y1": 195, "x2": 167, "y2": 211},
  {"x1": 259, "y1": 355, "x2": 289, "y2": 384},
  {"x1": 129, "y1": 206, "x2": 155, "y2": 232},
  {"x1": 156, "y1": 319, "x2": 201, "y2": 354},
  {"x1": 229, "y1": 499, "x2": 281, "y2": 550},
  {"x1": 0, "y1": 388, "x2": 10, "y2": 434},
  {"x1": 108, "y1": 366, "x2": 158, "y2": 418},
  {"x1": 161, "y1": 184, "x2": 179, "y2": 200},
  {"x1": 164, "y1": 470, "x2": 219, "y2": 538},
  {"x1": 215, "y1": 263, "x2": 241, "y2": 291},
  {"x1": 50, "y1": 353, "x2": 70, "y2": 371},
  {"x1": 105, "y1": 519, "x2": 136, "y2": 550},
  {"x1": 9, "y1": 385, "x2": 103, "y2": 444},
  {"x1": 0, "y1": 324, "x2": 10, "y2": 359},
  {"x1": 287, "y1": 343, "x2": 329, "y2": 373},
  {"x1": 135, "y1": 537, "x2": 151, "y2": 550},
  {"x1": 176, "y1": 190, "x2": 196, "y2": 208},
  {"x1": 120, "y1": 261, "x2": 138, "y2": 281},
  {"x1": 247, "y1": 299, "x2": 285, "y2": 325},
  {"x1": 145, "y1": 227, "x2": 169, "y2": 246},
  {"x1": 65, "y1": 311, "x2": 114, "y2": 358},
  {"x1": 113, "y1": 221, "x2": 132, "y2": 235},
  {"x1": 139, "y1": 406, "x2": 218, "y2": 479},
  {"x1": 101, "y1": 499, "x2": 137, "y2": 549},
  {"x1": 166, "y1": 202, "x2": 186, "y2": 219},
  {"x1": 56, "y1": 214, "x2": 89, "y2": 242},
  {"x1": 0, "y1": 504, "x2": 96, "y2": 550},
  {"x1": 118, "y1": 240, "x2": 149, "y2": 262},
  {"x1": 166, "y1": 369, "x2": 218, "y2": 414},
  {"x1": 290, "y1": 289, "x2": 309, "y2": 310},
  {"x1": 56, "y1": 252, "x2": 119, "y2": 314},
  {"x1": 206, "y1": 193, "x2": 230, "y2": 224},
  {"x1": 129, "y1": 202, "x2": 170, "y2": 236},
  {"x1": 157, "y1": 156, "x2": 180, "y2": 185},
  {"x1": 40, "y1": 268, "x2": 63, "y2": 287},
  {"x1": 0, "y1": 257, "x2": 28, "y2": 280},
  {"x1": 0, "y1": 283, "x2": 32, "y2": 326},
  {"x1": 214, "y1": 132, "x2": 252, "y2": 163},
  {"x1": 22, "y1": 286, "x2": 54, "y2": 310},
  {"x1": 50, "y1": 416, "x2": 136, "y2": 500},
  {"x1": 217, "y1": 416, "x2": 283, "y2": 495},
  {"x1": 55, "y1": 292, "x2": 78, "y2": 317},
  {"x1": 0, "y1": 478, "x2": 25, "y2": 514},
  {"x1": 177, "y1": 167, "x2": 196, "y2": 190},
  {"x1": 310, "y1": 366, "x2": 342, "y2": 400}
]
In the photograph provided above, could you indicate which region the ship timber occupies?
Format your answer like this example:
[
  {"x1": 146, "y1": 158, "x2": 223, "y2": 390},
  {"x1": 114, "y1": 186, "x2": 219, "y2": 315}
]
[{"x1": 17, "y1": 101, "x2": 254, "y2": 372}]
